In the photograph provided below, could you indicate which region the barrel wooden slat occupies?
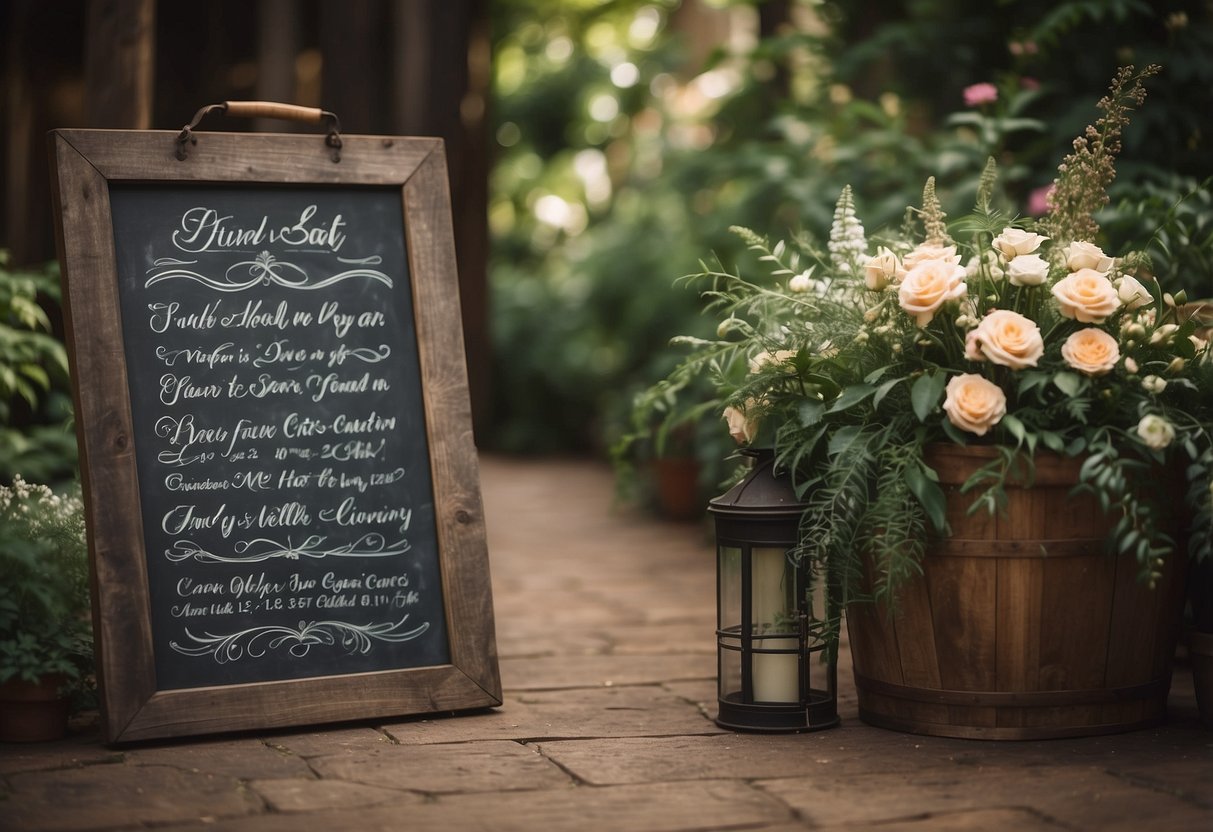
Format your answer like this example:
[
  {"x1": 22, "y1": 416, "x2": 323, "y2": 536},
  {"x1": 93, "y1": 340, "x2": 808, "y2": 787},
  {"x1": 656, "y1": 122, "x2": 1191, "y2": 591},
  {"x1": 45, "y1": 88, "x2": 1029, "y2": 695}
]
[
  {"x1": 892, "y1": 575, "x2": 941, "y2": 690},
  {"x1": 846, "y1": 444, "x2": 1184, "y2": 739},
  {"x1": 994, "y1": 557, "x2": 1041, "y2": 730}
]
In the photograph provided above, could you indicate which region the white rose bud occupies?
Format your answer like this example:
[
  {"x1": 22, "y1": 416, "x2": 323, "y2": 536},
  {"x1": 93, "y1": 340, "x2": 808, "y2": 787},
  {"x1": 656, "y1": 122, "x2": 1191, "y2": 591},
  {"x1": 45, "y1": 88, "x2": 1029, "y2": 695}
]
[
  {"x1": 1124, "y1": 357, "x2": 1139, "y2": 374},
  {"x1": 1064, "y1": 241, "x2": 1114, "y2": 272},
  {"x1": 1149, "y1": 324, "x2": 1180, "y2": 346},
  {"x1": 1135, "y1": 414, "x2": 1175, "y2": 450},
  {"x1": 1167, "y1": 357, "x2": 1186, "y2": 374},
  {"x1": 788, "y1": 272, "x2": 813, "y2": 293},
  {"x1": 1142, "y1": 375, "x2": 1167, "y2": 394},
  {"x1": 1006, "y1": 253, "x2": 1050, "y2": 287},
  {"x1": 1115, "y1": 275, "x2": 1152, "y2": 310},
  {"x1": 863, "y1": 247, "x2": 901, "y2": 291}
]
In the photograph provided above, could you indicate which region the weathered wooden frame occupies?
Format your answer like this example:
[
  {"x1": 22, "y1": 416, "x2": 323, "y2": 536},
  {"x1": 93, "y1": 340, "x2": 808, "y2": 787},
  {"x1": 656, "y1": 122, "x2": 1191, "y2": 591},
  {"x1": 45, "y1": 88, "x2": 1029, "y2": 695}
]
[{"x1": 48, "y1": 129, "x2": 500, "y2": 743}]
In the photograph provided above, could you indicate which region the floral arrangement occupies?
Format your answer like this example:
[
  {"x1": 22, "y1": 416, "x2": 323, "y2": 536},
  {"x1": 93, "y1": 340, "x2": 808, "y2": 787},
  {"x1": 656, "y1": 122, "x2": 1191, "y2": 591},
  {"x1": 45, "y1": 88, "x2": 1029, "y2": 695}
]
[
  {"x1": 644, "y1": 66, "x2": 1212, "y2": 610},
  {"x1": 0, "y1": 475, "x2": 92, "y2": 689}
]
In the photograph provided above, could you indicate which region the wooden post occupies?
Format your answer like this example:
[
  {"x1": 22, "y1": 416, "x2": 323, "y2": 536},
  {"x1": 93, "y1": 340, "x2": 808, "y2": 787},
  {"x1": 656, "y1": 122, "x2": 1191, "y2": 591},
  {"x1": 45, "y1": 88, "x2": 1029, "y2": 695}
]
[
  {"x1": 390, "y1": 0, "x2": 491, "y2": 439},
  {"x1": 255, "y1": 0, "x2": 301, "y2": 133},
  {"x1": 84, "y1": 0, "x2": 155, "y2": 129}
]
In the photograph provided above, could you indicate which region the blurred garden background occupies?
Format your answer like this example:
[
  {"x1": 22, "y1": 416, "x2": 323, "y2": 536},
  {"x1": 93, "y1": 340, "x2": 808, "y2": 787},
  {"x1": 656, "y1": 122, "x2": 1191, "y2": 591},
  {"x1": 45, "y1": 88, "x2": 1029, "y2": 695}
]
[{"x1": 2, "y1": 0, "x2": 1212, "y2": 510}]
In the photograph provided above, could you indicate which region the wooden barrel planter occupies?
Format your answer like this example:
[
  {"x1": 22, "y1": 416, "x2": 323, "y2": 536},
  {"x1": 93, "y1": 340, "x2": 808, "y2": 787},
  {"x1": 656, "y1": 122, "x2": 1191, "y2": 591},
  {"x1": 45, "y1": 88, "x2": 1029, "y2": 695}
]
[{"x1": 846, "y1": 444, "x2": 1188, "y2": 740}]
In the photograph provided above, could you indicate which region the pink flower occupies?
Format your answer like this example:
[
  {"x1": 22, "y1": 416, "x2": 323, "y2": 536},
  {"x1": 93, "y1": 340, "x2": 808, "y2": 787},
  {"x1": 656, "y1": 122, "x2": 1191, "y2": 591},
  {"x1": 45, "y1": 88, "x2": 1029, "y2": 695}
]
[
  {"x1": 1027, "y1": 185, "x2": 1053, "y2": 216},
  {"x1": 963, "y1": 83, "x2": 998, "y2": 108}
]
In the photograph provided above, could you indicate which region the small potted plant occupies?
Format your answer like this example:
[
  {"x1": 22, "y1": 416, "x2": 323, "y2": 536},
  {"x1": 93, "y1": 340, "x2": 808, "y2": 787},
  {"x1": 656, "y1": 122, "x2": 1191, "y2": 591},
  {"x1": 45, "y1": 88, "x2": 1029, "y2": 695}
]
[{"x1": 0, "y1": 475, "x2": 93, "y2": 742}]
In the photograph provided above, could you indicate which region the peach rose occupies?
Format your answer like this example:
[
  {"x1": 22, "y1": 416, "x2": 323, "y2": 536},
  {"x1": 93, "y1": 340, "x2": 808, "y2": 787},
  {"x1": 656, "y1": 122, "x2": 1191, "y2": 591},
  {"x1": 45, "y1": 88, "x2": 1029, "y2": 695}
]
[
  {"x1": 723, "y1": 404, "x2": 758, "y2": 445},
  {"x1": 992, "y1": 227, "x2": 1048, "y2": 259},
  {"x1": 863, "y1": 247, "x2": 901, "y2": 291},
  {"x1": 1051, "y1": 269, "x2": 1121, "y2": 323},
  {"x1": 967, "y1": 310, "x2": 1044, "y2": 369},
  {"x1": 748, "y1": 349, "x2": 797, "y2": 374},
  {"x1": 898, "y1": 259, "x2": 968, "y2": 327},
  {"x1": 1063, "y1": 241, "x2": 1114, "y2": 273},
  {"x1": 901, "y1": 243, "x2": 961, "y2": 271},
  {"x1": 942, "y1": 374, "x2": 1007, "y2": 436},
  {"x1": 1060, "y1": 328, "x2": 1120, "y2": 376}
]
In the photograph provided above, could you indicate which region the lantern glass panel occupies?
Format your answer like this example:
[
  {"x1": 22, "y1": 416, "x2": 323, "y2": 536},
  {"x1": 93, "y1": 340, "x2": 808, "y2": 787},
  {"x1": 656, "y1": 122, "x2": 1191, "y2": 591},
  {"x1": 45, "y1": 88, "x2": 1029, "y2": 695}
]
[
  {"x1": 718, "y1": 545, "x2": 741, "y2": 631},
  {"x1": 719, "y1": 632, "x2": 742, "y2": 701}
]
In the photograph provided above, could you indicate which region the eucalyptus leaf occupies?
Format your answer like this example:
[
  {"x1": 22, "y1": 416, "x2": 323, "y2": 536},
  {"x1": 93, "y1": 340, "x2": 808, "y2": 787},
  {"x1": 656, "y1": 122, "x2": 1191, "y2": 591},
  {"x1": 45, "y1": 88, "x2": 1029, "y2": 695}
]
[
  {"x1": 828, "y1": 383, "x2": 876, "y2": 413},
  {"x1": 1053, "y1": 372, "x2": 1083, "y2": 397},
  {"x1": 873, "y1": 377, "x2": 904, "y2": 410},
  {"x1": 799, "y1": 400, "x2": 825, "y2": 427},
  {"x1": 905, "y1": 463, "x2": 948, "y2": 533},
  {"x1": 911, "y1": 371, "x2": 947, "y2": 423}
]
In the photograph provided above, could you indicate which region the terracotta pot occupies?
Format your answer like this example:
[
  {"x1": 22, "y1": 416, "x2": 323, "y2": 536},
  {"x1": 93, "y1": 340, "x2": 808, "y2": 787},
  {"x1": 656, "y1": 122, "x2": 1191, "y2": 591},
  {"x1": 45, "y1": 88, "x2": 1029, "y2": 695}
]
[
  {"x1": 847, "y1": 444, "x2": 1188, "y2": 740},
  {"x1": 1190, "y1": 630, "x2": 1213, "y2": 729},
  {"x1": 652, "y1": 456, "x2": 702, "y2": 521},
  {"x1": 0, "y1": 675, "x2": 72, "y2": 742}
]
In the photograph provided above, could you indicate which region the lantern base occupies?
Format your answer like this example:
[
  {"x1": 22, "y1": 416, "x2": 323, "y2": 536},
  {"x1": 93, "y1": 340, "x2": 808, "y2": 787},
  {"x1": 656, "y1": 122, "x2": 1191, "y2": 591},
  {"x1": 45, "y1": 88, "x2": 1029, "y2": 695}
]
[{"x1": 716, "y1": 690, "x2": 840, "y2": 733}]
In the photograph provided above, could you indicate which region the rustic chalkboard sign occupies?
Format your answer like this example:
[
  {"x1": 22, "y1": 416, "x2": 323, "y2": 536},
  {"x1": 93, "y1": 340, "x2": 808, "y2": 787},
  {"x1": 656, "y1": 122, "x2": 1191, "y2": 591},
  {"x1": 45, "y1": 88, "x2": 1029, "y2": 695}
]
[{"x1": 49, "y1": 118, "x2": 500, "y2": 742}]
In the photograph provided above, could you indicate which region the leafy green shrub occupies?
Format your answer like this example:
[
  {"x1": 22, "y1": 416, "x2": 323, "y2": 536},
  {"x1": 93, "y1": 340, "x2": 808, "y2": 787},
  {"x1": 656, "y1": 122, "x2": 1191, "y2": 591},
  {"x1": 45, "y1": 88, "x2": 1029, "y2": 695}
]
[{"x1": 0, "y1": 252, "x2": 77, "y2": 483}]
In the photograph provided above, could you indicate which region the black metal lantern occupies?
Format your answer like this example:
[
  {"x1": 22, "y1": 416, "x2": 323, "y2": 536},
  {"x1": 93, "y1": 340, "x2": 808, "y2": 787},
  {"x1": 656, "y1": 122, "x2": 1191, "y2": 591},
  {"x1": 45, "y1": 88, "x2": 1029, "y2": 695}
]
[{"x1": 708, "y1": 449, "x2": 839, "y2": 732}]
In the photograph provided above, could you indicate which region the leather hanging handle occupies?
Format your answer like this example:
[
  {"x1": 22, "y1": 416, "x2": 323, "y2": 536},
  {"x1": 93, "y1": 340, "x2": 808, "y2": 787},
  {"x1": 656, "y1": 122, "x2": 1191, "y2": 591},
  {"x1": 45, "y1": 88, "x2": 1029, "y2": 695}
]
[
  {"x1": 221, "y1": 100, "x2": 328, "y2": 124},
  {"x1": 175, "y1": 100, "x2": 343, "y2": 162}
]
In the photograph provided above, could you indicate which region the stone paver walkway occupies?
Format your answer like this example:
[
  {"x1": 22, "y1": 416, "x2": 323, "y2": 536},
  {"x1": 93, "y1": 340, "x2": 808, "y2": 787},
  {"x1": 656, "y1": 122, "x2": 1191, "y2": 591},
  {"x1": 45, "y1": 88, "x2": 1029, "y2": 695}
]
[{"x1": 2, "y1": 456, "x2": 1211, "y2": 831}]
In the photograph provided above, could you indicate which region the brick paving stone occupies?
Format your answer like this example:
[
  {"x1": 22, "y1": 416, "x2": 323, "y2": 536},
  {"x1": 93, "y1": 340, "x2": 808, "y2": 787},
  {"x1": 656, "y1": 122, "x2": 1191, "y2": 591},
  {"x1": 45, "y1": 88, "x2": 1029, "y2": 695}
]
[
  {"x1": 758, "y1": 765, "x2": 1213, "y2": 831},
  {"x1": 307, "y1": 739, "x2": 574, "y2": 794},
  {"x1": 123, "y1": 737, "x2": 314, "y2": 780},
  {"x1": 162, "y1": 779, "x2": 792, "y2": 832},
  {"x1": 383, "y1": 684, "x2": 722, "y2": 744},
  {"x1": 0, "y1": 732, "x2": 120, "y2": 776},
  {"x1": 2, "y1": 762, "x2": 261, "y2": 831},
  {"x1": 815, "y1": 808, "x2": 1066, "y2": 831},
  {"x1": 264, "y1": 725, "x2": 399, "y2": 759},
  {"x1": 250, "y1": 777, "x2": 424, "y2": 812},
  {"x1": 494, "y1": 626, "x2": 613, "y2": 659},
  {"x1": 536, "y1": 730, "x2": 979, "y2": 786},
  {"x1": 604, "y1": 622, "x2": 715, "y2": 655},
  {"x1": 500, "y1": 652, "x2": 714, "y2": 691}
]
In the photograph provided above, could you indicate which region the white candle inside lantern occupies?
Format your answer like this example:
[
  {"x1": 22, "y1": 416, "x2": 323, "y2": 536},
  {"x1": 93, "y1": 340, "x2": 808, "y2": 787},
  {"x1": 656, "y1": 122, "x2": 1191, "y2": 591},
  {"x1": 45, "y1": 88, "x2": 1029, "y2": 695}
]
[{"x1": 750, "y1": 547, "x2": 799, "y2": 702}]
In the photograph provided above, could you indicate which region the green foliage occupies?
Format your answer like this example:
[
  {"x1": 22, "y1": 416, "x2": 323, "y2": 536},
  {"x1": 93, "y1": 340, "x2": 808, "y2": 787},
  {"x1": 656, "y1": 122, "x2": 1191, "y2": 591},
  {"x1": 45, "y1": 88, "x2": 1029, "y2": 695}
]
[
  {"x1": 0, "y1": 252, "x2": 77, "y2": 483},
  {"x1": 0, "y1": 477, "x2": 93, "y2": 694},
  {"x1": 488, "y1": 1, "x2": 1213, "y2": 476}
]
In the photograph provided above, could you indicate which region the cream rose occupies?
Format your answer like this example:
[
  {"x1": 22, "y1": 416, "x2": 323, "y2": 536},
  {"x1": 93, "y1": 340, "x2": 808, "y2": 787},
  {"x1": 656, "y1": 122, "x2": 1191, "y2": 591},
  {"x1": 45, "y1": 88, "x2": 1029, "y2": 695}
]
[
  {"x1": 901, "y1": 243, "x2": 961, "y2": 272},
  {"x1": 748, "y1": 349, "x2": 797, "y2": 374},
  {"x1": 1051, "y1": 269, "x2": 1121, "y2": 323},
  {"x1": 898, "y1": 259, "x2": 968, "y2": 327},
  {"x1": 1006, "y1": 253, "x2": 1050, "y2": 287},
  {"x1": 942, "y1": 373, "x2": 1007, "y2": 436},
  {"x1": 1063, "y1": 241, "x2": 1114, "y2": 272},
  {"x1": 788, "y1": 274, "x2": 810, "y2": 293},
  {"x1": 968, "y1": 310, "x2": 1044, "y2": 369},
  {"x1": 723, "y1": 404, "x2": 758, "y2": 445},
  {"x1": 992, "y1": 227, "x2": 1048, "y2": 259},
  {"x1": 863, "y1": 247, "x2": 901, "y2": 291},
  {"x1": 1060, "y1": 328, "x2": 1120, "y2": 376},
  {"x1": 1115, "y1": 275, "x2": 1152, "y2": 310},
  {"x1": 1135, "y1": 414, "x2": 1175, "y2": 450}
]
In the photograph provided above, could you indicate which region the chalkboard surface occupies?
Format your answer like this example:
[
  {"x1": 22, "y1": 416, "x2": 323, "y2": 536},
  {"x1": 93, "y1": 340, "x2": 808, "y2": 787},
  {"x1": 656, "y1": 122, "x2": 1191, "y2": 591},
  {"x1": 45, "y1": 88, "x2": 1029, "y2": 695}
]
[
  {"x1": 50, "y1": 128, "x2": 499, "y2": 743},
  {"x1": 109, "y1": 186, "x2": 449, "y2": 689}
]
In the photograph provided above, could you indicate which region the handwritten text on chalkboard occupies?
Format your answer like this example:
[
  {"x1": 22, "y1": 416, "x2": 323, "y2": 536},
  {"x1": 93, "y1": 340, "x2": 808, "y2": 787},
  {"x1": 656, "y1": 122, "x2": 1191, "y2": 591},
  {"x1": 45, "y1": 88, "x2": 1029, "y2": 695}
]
[{"x1": 109, "y1": 186, "x2": 450, "y2": 689}]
